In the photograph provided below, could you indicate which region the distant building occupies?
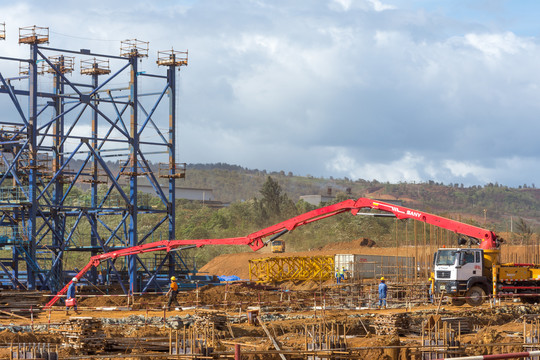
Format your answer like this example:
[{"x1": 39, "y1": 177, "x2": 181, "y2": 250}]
[
  {"x1": 300, "y1": 187, "x2": 336, "y2": 206},
  {"x1": 299, "y1": 194, "x2": 335, "y2": 206}
]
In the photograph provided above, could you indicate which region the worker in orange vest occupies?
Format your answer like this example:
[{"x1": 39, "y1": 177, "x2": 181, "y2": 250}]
[{"x1": 166, "y1": 276, "x2": 180, "y2": 310}]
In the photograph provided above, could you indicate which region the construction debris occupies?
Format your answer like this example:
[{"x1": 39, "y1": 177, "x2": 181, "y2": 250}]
[
  {"x1": 0, "y1": 291, "x2": 43, "y2": 319},
  {"x1": 57, "y1": 317, "x2": 105, "y2": 354},
  {"x1": 372, "y1": 313, "x2": 411, "y2": 335}
]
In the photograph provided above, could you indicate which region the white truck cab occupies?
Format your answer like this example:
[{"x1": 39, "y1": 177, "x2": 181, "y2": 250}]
[{"x1": 434, "y1": 248, "x2": 488, "y2": 306}]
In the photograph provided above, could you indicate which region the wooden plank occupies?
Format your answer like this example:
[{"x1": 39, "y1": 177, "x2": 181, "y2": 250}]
[
  {"x1": 221, "y1": 341, "x2": 258, "y2": 348},
  {"x1": 226, "y1": 322, "x2": 235, "y2": 338},
  {"x1": 259, "y1": 321, "x2": 287, "y2": 360},
  {"x1": 0, "y1": 309, "x2": 30, "y2": 321}
]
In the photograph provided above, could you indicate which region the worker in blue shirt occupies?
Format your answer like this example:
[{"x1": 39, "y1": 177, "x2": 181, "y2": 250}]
[
  {"x1": 378, "y1": 277, "x2": 388, "y2": 309},
  {"x1": 66, "y1": 277, "x2": 80, "y2": 315}
]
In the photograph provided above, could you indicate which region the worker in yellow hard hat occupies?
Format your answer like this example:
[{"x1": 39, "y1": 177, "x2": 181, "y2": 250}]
[
  {"x1": 428, "y1": 276, "x2": 434, "y2": 304},
  {"x1": 166, "y1": 275, "x2": 179, "y2": 310},
  {"x1": 378, "y1": 277, "x2": 387, "y2": 309}
]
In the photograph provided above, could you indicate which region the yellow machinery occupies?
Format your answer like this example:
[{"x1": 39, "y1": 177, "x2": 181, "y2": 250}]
[
  {"x1": 271, "y1": 240, "x2": 285, "y2": 253},
  {"x1": 249, "y1": 256, "x2": 334, "y2": 283}
]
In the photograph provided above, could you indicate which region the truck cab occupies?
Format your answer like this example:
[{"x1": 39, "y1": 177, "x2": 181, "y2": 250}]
[{"x1": 434, "y1": 248, "x2": 489, "y2": 306}]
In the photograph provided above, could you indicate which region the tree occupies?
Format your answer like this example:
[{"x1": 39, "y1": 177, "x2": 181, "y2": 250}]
[
  {"x1": 260, "y1": 176, "x2": 283, "y2": 216},
  {"x1": 515, "y1": 217, "x2": 533, "y2": 245},
  {"x1": 256, "y1": 176, "x2": 295, "y2": 224}
]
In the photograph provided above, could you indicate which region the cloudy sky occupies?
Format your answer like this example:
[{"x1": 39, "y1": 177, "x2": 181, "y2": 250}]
[{"x1": 1, "y1": 0, "x2": 540, "y2": 187}]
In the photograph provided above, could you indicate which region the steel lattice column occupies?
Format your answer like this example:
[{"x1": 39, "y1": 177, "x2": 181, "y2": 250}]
[
  {"x1": 129, "y1": 55, "x2": 139, "y2": 293},
  {"x1": 168, "y1": 65, "x2": 176, "y2": 277},
  {"x1": 90, "y1": 70, "x2": 99, "y2": 284},
  {"x1": 51, "y1": 56, "x2": 66, "y2": 293},
  {"x1": 26, "y1": 42, "x2": 38, "y2": 290}
]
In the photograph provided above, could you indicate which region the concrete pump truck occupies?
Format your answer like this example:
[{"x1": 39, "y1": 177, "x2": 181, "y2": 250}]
[{"x1": 46, "y1": 197, "x2": 534, "y2": 308}]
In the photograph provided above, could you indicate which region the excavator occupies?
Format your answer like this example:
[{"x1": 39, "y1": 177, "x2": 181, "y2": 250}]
[{"x1": 45, "y1": 197, "x2": 504, "y2": 308}]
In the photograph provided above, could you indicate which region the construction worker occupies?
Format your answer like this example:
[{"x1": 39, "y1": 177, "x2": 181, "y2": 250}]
[
  {"x1": 428, "y1": 276, "x2": 434, "y2": 304},
  {"x1": 340, "y1": 267, "x2": 346, "y2": 282},
  {"x1": 166, "y1": 276, "x2": 180, "y2": 310},
  {"x1": 378, "y1": 277, "x2": 388, "y2": 309},
  {"x1": 66, "y1": 277, "x2": 80, "y2": 315},
  {"x1": 336, "y1": 268, "x2": 341, "y2": 284}
]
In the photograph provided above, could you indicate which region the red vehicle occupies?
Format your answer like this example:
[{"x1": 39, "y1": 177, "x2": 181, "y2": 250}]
[{"x1": 45, "y1": 197, "x2": 501, "y2": 308}]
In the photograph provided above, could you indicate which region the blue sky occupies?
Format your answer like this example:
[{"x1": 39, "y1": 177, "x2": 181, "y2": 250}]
[{"x1": 1, "y1": 0, "x2": 540, "y2": 187}]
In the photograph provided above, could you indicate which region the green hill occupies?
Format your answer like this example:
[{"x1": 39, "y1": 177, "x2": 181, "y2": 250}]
[{"x1": 182, "y1": 163, "x2": 540, "y2": 229}]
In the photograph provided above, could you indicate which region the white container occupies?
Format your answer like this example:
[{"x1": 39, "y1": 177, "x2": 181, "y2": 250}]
[{"x1": 334, "y1": 254, "x2": 414, "y2": 280}]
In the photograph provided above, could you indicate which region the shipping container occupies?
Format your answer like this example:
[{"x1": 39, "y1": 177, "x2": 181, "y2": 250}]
[{"x1": 334, "y1": 254, "x2": 415, "y2": 280}]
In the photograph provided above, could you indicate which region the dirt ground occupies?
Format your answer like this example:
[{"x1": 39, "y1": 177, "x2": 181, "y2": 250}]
[{"x1": 0, "y1": 290, "x2": 537, "y2": 359}]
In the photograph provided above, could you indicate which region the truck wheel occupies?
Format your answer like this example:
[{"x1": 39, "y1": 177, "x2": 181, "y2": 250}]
[
  {"x1": 465, "y1": 286, "x2": 485, "y2": 307},
  {"x1": 451, "y1": 297, "x2": 466, "y2": 306}
]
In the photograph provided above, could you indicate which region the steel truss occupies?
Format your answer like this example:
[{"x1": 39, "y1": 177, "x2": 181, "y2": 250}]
[{"x1": 0, "y1": 25, "x2": 188, "y2": 294}]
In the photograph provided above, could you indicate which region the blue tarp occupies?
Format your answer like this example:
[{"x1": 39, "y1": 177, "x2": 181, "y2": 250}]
[{"x1": 218, "y1": 275, "x2": 241, "y2": 282}]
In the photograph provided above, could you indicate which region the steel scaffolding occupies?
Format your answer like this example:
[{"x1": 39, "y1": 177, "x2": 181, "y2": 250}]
[{"x1": 0, "y1": 25, "x2": 188, "y2": 294}]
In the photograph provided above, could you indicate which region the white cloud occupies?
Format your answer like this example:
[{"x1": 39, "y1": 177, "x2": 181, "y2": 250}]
[
  {"x1": 332, "y1": 0, "x2": 353, "y2": 11},
  {"x1": 374, "y1": 30, "x2": 406, "y2": 46},
  {"x1": 1, "y1": 0, "x2": 540, "y2": 187},
  {"x1": 464, "y1": 32, "x2": 532, "y2": 59},
  {"x1": 330, "y1": 0, "x2": 395, "y2": 12},
  {"x1": 326, "y1": 148, "x2": 423, "y2": 183},
  {"x1": 443, "y1": 160, "x2": 487, "y2": 179},
  {"x1": 368, "y1": 0, "x2": 396, "y2": 12}
]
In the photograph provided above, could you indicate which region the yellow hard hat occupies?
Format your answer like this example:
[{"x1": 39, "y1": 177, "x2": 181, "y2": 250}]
[
  {"x1": 380, "y1": 277, "x2": 385, "y2": 281},
  {"x1": 171, "y1": 276, "x2": 176, "y2": 281}
]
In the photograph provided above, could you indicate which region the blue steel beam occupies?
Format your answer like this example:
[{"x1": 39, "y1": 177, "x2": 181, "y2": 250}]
[
  {"x1": 27, "y1": 42, "x2": 38, "y2": 289},
  {"x1": 36, "y1": 49, "x2": 84, "y2": 98},
  {"x1": 37, "y1": 102, "x2": 82, "y2": 131},
  {"x1": 86, "y1": 103, "x2": 130, "y2": 139},
  {"x1": 138, "y1": 215, "x2": 168, "y2": 246},
  {"x1": 129, "y1": 55, "x2": 139, "y2": 293},
  {"x1": 38, "y1": 46, "x2": 129, "y2": 61},
  {"x1": 138, "y1": 102, "x2": 168, "y2": 144},
  {"x1": 137, "y1": 83, "x2": 168, "y2": 137},
  {"x1": 83, "y1": 143, "x2": 130, "y2": 204},
  {"x1": 98, "y1": 212, "x2": 130, "y2": 248},
  {"x1": 37, "y1": 142, "x2": 83, "y2": 200},
  {"x1": 137, "y1": 151, "x2": 168, "y2": 207},
  {"x1": 168, "y1": 64, "x2": 177, "y2": 276},
  {"x1": 0, "y1": 72, "x2": 30, "y2": 126},
  {"x1": 90, "y1": 71, "x2": 99, "y2": 284}
]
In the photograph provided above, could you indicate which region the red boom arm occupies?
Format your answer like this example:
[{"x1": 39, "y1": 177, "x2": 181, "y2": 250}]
[{"x1": 45, "y1": 197, "x2": 499, "y2": 308}]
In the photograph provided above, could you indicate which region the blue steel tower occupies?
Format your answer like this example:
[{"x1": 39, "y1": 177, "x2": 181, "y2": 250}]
[{"x1": 0, "y1": 25, "x2": 188, "y2": 294}]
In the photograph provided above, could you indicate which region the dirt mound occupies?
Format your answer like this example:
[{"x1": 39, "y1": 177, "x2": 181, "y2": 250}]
[
  {"x1": 0, "y1": 330, "x2": 60, "y2": 345},
  {"x1": 321, "y1": 238, "x2": 376, "y2": 251}
]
